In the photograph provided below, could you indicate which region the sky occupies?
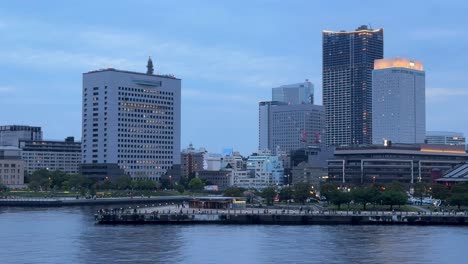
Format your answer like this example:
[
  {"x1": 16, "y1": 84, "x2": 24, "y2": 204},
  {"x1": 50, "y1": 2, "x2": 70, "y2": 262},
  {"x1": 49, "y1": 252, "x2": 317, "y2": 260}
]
[{"x1": 0, "y1": 0, "x2": 468, "y2": 155}]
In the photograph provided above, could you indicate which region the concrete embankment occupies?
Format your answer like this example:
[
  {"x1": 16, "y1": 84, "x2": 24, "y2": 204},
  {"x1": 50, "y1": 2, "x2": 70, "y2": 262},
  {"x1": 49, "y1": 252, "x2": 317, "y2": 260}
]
[
  {"x1": 0, "y1": 196, "x2": 190, "y2": 207},
  {"x1": 95, "y1": 210, "x2": 468, "y2": 226}
]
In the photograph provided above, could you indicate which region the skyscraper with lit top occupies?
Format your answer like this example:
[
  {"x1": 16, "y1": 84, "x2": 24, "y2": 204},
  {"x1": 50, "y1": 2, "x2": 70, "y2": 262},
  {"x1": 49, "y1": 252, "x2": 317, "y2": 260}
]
[{"x1": 372, "y1": 58, "x2": 425, "y2": 144}]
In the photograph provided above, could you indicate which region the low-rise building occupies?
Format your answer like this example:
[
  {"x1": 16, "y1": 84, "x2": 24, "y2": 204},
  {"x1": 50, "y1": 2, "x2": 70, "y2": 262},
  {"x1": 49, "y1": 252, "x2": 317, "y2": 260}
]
[
  {"x1": 426, "y1": 131, "x2": 466, "y2": 146},
  {"x1": 196, "y1": 170, "x2": 232, "y2": 190},
  {"x1": 327, "y1": 143, "x2": 468, "y2": 184},
  {"x1": 20, "y1": 137, "x2": 81, "y2": 174},
  {"x1": 180, "y1": 144, "x2": 206, "y2": 178},
  {"x1": 0, "y1": 147, "x2": 25, "y2": 187},
  {"x1": 0, "y1": 125, "x2": 42, "y2": 147},
  {"x1": 230, "y1": 152, "x2": 284, "y2": 190}
]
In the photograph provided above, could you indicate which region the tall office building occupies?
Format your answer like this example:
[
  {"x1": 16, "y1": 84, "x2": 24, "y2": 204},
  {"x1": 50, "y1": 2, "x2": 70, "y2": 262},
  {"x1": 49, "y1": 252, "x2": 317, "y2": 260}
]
[
  {"x1": 426, "y1": 131, "x2": 465, "y2": 146},
  {"x1": 323, "y1": 25, "x2": 384, "y2": 146},
  {"x1": 258, "y1": 102, "x2": 325, "y2": 153},
  {"x1": 272, "y1": 80, "x2": 314, "y2": 105},
  {"x1": 81, "y1": 58, "x2": 181, "y2": 180},
  {"x1": 0, "y1": 125, "x2": 42, "y2": 147},
  {"x1": 372, "y1": 58, "x2": 425, "y2": 144}
]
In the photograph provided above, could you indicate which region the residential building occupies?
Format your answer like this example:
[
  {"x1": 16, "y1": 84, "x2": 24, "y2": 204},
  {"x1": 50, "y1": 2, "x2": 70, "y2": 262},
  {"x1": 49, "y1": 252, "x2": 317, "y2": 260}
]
[
  {"x1": 20, "y1": 137, "x2": 81, "y2": 174},
  {"x1": 372, "y1": 58, "x2": 426, "y2": 144},
  {"x1": 272, "y1": 80, "x2": 314, "y2": 105},
  {"x1": 323, "y1": 25, "x2": 384, "y2": 146},
  {"x1": 0, "y1": 125, "x2": 42, "y2": 147},
  {"x1": 81, "y1": 58, "x2": 181, "y2": 180},
  {"x1": 258, "y1": 102, "x2": 325, "y2": 153},
  {"x1": 327, "y1": 143, "x2": 468, "y2": 184},
  {"x1": 426, "y1": 131, "x2": 466, "y2": 145},
  {"x1": 0, "y1": 147, "x2": 25, "y2": 187}
]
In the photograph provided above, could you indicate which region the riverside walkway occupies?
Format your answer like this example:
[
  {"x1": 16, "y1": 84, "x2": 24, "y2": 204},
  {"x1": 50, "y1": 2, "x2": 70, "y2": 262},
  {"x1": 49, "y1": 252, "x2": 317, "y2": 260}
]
[
  {"x1": 0, "y1": 196, "x2": 190, "y2": 207},
  {"x1": 95, "y1": 206, "x2": 468, "y2": 226}
]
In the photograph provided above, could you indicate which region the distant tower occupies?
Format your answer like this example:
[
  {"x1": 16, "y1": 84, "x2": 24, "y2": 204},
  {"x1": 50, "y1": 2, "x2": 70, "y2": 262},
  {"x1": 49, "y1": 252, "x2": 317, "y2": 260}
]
[{"x1": 146, "y1": 56, "x2": 154, "y2": 75}]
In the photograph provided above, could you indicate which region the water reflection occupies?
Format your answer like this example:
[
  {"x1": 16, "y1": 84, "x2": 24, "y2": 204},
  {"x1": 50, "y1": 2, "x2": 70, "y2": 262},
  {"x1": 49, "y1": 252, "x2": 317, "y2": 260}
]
[{"x1": 1, "y1": 207, "x2": 467, "y2": 264}]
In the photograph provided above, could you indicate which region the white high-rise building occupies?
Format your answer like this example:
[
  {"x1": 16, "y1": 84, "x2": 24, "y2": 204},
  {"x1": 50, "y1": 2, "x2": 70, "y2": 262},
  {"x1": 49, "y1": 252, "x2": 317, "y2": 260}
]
[
  {"x1": 272, "y1": 80, "x2": 314, "y2": 105},
  {"x1": 81, "y1": 58, "x2": 181, "y2": 180},
  {"x1": 372, "y1": 58, "x2": 425, "y2": 144}
]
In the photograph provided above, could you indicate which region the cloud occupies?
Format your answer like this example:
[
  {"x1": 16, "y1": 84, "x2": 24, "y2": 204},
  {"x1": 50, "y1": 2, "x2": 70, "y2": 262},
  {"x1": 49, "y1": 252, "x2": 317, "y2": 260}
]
[{"x1": 0, "y1": 14, "x2": 310, "y2": 91}]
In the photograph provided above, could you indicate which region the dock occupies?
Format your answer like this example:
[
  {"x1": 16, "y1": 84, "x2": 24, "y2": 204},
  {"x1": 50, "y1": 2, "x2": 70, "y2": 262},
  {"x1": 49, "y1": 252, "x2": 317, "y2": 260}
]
[{"x1": 95, "y1": 207, "x2": 468, "y2": 226}]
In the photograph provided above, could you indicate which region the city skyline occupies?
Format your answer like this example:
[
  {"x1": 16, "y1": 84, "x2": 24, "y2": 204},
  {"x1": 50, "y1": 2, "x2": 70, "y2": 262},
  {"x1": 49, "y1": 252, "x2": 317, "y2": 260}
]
[{"x1": 1, "y1": 1, "x2": 468, "y2": 154}]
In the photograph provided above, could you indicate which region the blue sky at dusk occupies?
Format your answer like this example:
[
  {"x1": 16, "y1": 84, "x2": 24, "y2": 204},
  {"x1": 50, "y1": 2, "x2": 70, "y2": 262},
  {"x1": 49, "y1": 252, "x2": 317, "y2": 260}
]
[{"x1": 0, "y1": 0, "x2": 467, "y2": 154}]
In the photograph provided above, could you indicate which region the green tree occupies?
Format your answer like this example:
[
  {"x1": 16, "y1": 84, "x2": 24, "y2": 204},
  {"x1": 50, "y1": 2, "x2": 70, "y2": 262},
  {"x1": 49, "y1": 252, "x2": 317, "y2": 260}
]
[
  {"x1": 116, "y1": 175, "x2": 132, "y2": 190},
  {"x1": 293, "y1": 182, "x2": 312, "y2": 204},
  {"x1": 100, "y1": 180, "x2": 114, "y2": 190},
  {"x1": 188, "y1": 178, "x2": 205, "y2": 191},
  {"x1": 28, "y1": 169, "x2": 52, "y2": 191},
  {"x1": 0, "y1": 182, "x2": 8, "y2": 192},
  {"x1": 381, "y1": 190, "x2": 407, "y2": 210},
  {"x1": 413, "y1": 182, "x2": 429, "y2": 204},
  {"x1": 352, "y1": 186, "x2": 379, "y2": 210},
  {"x1": 329, "y1": 190, "x2": 352, "y2": 210},
  {"x1": 320, "y1": 182, "x2": 338, "y2": 201},
  {"x1": 387, "y1": 181, "x2": 406, "y2": 193},
  {"x1": 430, "y1": 184, "x2": 450, "y2": 200},
  {"x1": 261, "y1": 186, "x2": 276, "y2": 205},
  {"x1": 224, "y1": 187, "x2": 244, "y2": 197},
  {"x1": 449, "y1": 182, "x2": 468, "y2": 210},
  {"x1": 175, "y1": 184, "x2": 185, "y2": 194},
  {"x1": 279, "y1": 186, "x2": 293, "y2": 202}
]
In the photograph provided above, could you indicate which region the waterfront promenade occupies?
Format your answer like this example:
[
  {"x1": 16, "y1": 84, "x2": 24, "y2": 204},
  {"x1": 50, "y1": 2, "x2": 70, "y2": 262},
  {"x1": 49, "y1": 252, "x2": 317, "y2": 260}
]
[
  {"x1": 95, "y1": 205, "x2": 468, "y2": 226},
  {"x1": 0, "y1": 196, "x2": 190, "y2": 207}
]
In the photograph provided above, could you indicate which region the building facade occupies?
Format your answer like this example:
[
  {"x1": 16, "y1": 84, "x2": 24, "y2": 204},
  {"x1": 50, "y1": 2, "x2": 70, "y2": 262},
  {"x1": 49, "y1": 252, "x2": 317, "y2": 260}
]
[
  {"x1": 372, "y1": 58, "x2": 426, "y2": 144},
  {"x1": 20, "y1": 137, "x2": 81, "y2": 174},
  {"x1": 81, "y1": 60, "x2": 181, "y2": 180},
  {"x1": 259, "y1": 102, "x2": 325, "y2": 153},
  {"x1": 323, "y1": 25, "x2": 384, "y2": 146},
  {"x1": 327, "y1": 143, "x2": 468, "y2": 184},
  {"x1": 0, "y1": 147, "x2": 25, "y2": 187},
  {"x1": 0, "y1": 125, "x2": 42, "y2": 147},
  {"x1": 180, "y1": 144, "x2": 206, "y2": 178},
  {"x1": 272, "y1": 80, "x2": 314, "y2": 105},
  {"x1": 426, "y1": 131, "x2": 466, "y2": 145}
]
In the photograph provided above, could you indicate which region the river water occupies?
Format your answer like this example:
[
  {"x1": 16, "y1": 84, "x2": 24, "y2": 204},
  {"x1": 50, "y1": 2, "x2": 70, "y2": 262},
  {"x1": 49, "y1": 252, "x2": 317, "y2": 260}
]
[{"x1": 0, "y1": 206, "x2": 467, "y2": 264}]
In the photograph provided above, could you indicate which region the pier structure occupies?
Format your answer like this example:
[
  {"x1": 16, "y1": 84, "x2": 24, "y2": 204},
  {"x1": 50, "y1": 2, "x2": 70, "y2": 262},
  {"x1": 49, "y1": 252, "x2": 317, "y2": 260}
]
[{"x1": 95, "y1": 206, "x2": 468, "y2": 226}]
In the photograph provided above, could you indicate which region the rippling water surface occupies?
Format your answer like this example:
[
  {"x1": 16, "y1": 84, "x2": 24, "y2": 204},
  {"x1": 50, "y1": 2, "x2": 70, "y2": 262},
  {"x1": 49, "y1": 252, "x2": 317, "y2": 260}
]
[{"x1": 1, "y1": 206, "x2": 467, "y2": 264}]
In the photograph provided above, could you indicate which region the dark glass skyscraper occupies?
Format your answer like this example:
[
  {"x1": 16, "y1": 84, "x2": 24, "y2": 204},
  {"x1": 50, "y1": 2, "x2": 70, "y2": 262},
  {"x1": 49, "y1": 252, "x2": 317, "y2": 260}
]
[{"x1": 322, "y1": 25, "x2": 383, "y2": 146}]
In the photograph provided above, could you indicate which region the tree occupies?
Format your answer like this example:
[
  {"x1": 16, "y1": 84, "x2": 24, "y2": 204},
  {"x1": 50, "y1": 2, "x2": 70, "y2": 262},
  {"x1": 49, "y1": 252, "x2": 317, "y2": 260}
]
[
  {"x1": 175, "y1": 184, "x2": 185, "y2": 194},
  {"x1": 413, "y1": 182, "x2": 429, "y2": 204},
  {"x1": 188, "y1": 178, "x2": 204, "y2": 191},
  {"x1": 279, "y1": 186, "x2": 293, "y2": 202},
  {"x1": 329, "y1": 190, "x2": 351, "y2": 210},
  {"x1": 430, "y1": 184, "x2": 450, "y2": 200},
  {"x1": 387, "y1": 181, "x2": 406, "y2": 193},
  {"x1": 0, "y1": 182, "x2": 8, "y2": 192},
  {"x1": 293, "y1": 182, "x2": 312, "y2": 204},
  {"x1": 352, "y1": 186, "x2": 378, "y2": 210},
  {"x1": 449, "y1": 182, "x2": 468, "y2": 210},
  {"x1": 381, "y1": 190, "x2": 407, "y2": 210},
  {"x1": 224, "y1": 187, "x2": 243, "y2": 197},
  {"x1": 261, "y1": 187, "x2": 276, "y2": 205},
  {"x1": 320, "y1": 182, "x2": 338, "y2": 201},
  {"x1": 243, "y1": 190, "x2": 256, "y2": 203},
  {"x1": 116, "y1": 175, "x2": 132, "y2": 190}
]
